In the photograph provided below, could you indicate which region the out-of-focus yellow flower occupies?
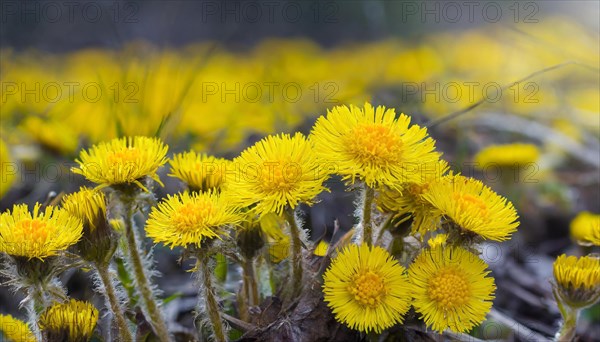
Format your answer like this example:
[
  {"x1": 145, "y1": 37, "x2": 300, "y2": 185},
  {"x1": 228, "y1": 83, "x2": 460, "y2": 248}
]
[
  {"x1": 0, "y1": 139, "x2": 15, "y2": 199},
  {"x1": 378, "y1": 160, "x2": 448, "y2": 236},
  {"x1": 422, "y1": 174, "x2": 519, "y2": 242},
  {"x1": 323, "y1": 244, "x2": 411, "y2": 334},
  {"x1": 260, "y1": 213, "x2": 290, "y2": 263},
  {"x1": 61, "y1": 187, "x2": 106, "y2": 231},
  {"x1": 72, "y1": 136, "x2": 168, "y2": 191},
  {"x1": 553, "y1": 254, "x2": 600, "y2": 308},
  {"x1": 225, "y1": 133, "x2": 328, "y2": 217},
  {"x1": 310, "y1": 103, "x2": 441, "y2": 188},
  {"x1": 0, "y1": 204, "x2": 82, "y2": 260},
  {"x1": 145, "y1": 191, "x2": 240, "y2": 249},
  {"x1": 39, "y1": 299, "x2": 99, "y2": 342},
  {"x1": 314, "y1": 240, "x2": 329, "y2": 257},
  {"x1": 409, "y1": 247, "x2": 495, "y2": 333},
  {"x1": 474, "y1": 143, "x2": 540, "y2": 169},
  {"x1": 169, "y1": 151, "x2": 230, "y2": 192},
  {"x1": 21, "y1": 117, "x2": 79, "y2": 155},
  {"x1": 0, "y1": 314, "x2": 36, "y2": 342},
  {"x1": 570, "y1": 212, "x2": 600, "y2": 246}
]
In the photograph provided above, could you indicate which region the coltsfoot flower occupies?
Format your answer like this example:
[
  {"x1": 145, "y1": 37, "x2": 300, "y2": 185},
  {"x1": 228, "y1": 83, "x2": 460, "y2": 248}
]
[
  {"x1": 145, "y1": 191, "x2": 241, "y2": 248},
  {"x1": 72, "y1": 136, "x2": 168, "y2": 191},
  {"x1": 225, "y1": 133, "x2": 328, "y2": 216},
  {"x1": 323, "y1": 244, "x2": 411, "y2": 333},
  {"x1": 0, "y1": 139, "x2": 15, "y2": 199},
  {"x1": 169, "y1": 151, "x2": 230, "y2": 192},
  {"x1": 570, "y1": 212, "x2": 600, "y2": 246},
  {"x1": 408, "y1": 247, "x2": 496, "y2": 333},
  {"x1": 310, "y1": 103, "x2": 441, "y2": 188},
  {"x1": 39, "y1": 299, "x2": 99, "y2": 342},
  {"x1": 0, "y1": 203, "x2": 83, "y2": 260},
  {"x1": 378, "y1": 160, "x2": 449, "y2": 235},
  {"x1": 474, "y1": 143, "x2": 540, "y2": 168},
  {"x1": 0, "y1": 314, "x2": 36, "y2": 342},
  {"x1": 422, "y1": 174, "x2": 519, "y2": 242},
  {"x1": 553, "y1": 254, "x2": 600, "y2": 308}
]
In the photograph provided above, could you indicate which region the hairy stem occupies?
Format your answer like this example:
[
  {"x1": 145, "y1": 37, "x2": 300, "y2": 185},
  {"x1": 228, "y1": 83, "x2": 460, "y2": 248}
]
[
  {"x1": 555, "y1": 306, "x2": 579, "y2": 342},
  {"x1": 95, "y1": 263, "x2": 134, "y2": 342},
  {"x1": 284, "y1": 208, "x2": 304, "y2": 299},
  {"x1": 362, "y1": 185, "x2": 375, "y2": 245},
  {"x1": 242, "y1": 257, "x2": 259, "y2": 307},
  {"x1": 197, "y1": 252, "x2": 227, "y2": 342},
  {"x1": 123, "y1": 203, "x2": 170, "y2": 342}
]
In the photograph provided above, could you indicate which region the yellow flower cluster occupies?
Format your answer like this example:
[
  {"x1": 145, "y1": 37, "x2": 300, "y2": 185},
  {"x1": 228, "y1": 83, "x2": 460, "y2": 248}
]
[{"x1": 474, "y1": 143, "x2": 540, "y2": 168}]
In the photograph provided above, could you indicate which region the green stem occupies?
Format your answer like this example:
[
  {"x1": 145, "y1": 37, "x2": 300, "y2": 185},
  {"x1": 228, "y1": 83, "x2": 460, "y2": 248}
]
[
  {"x1": 362, "y1": 185, "x2": 375, "y2": 245},
  {"x1": 197, "y1": 252, "x2": 227, "y2": 342},
  {"x1": 123, "y1": 204, "x2": 171, "y2": 342},
  {"x1": 284, "y1": 208, "x2": 304, "y2": 299},
  {"x1": 96, "y1": 263, "x2": 134, "y2": 342},
  {"x1": 242, "y1": 258, "x2": 259, "y2": 307},
  {"x1": 555, "y1": 306, "x2": 579, "y2": 342}
]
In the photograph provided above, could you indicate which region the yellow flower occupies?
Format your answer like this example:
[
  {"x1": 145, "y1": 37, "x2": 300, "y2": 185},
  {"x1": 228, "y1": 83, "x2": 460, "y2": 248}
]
[
  {"x1": 61, "y1": 187, "x2": 106, "y2": 231},
  {"x1": 225, "y1": 133, "x2": 328, "y2": 216},
  {"x1": 314, "y1": 239, "x2": 329, "y2": 257},
  {"x1": 169, "y1": 151, "x2": 230, "y2": 192},
  {"x1": 378, "y1": 160, "x2": 449, "y2": 235},
  {"x1": 0, "y1": 139, "x2": 15, "y2": 199},
  {"x1": 0, "y1": 314, "x2": 36, "y2": 342},
  {"x1": 570, "y1": 211, "x2": 600, "y2": 246},
  {"x1": 21, "y1": 117, "x2": 79, "y2": 155},
  {"x1": 39, "y1": 299, "x2": 99, "y2": 342},
  {"x1": 553, "y1": 254, "x2": 600, "y2": 308},
  {"x1": 408, "y1": 247, "x2": 496, "y2": 333},
  {"x1": 427, "y1": 234, "x2": 448, "y2": 248},
  {"x1": 310, "y1": 103, "x2": 441, "y2": 188},
  {"x1": 323, "y1": 244, "x2": 411, "y2": 333},
  {"x1": 145, "y1": 191, "x2": 241, "y2": 248},
  {"x1": 0, "y1": 204, "x2": 83, "y2": 259},
  {"x1": 72, "y1": 136, "x2": 168, "y2": 191},
  {"x1": 474, "y1": 143, "x2": 540, "y2": 169},
  {"x1": 422, "y1": 174, "x2": 519, "y2": 241}
]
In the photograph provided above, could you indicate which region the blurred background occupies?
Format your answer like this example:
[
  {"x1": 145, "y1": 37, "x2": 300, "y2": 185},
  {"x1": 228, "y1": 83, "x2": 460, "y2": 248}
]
[{"x1": 1, "y1": 0, "x2": 599, "y2": 340}]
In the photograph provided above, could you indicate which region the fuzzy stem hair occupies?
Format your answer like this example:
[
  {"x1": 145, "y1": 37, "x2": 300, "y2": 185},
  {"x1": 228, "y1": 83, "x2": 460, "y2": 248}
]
[
  {"x1": 283, "y1": 207, "x2": 304, "y2": 299},
  {"x1": 95, "y1": 263, "x2": 134, "y2": 342},
  {"x1": 196, "y1": 251, "x2": 227, "y2": 342}
]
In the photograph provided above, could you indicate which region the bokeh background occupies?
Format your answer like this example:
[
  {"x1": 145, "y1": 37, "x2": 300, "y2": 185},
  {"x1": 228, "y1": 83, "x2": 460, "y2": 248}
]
[{"x1": 1, "y1": 0, "x2": 599, "y2": 340}]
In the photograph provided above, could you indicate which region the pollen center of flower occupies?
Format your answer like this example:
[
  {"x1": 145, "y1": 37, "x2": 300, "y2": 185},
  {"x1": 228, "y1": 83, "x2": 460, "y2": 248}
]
[
  {"x1": 348, "y1": 270, "x2": 387, "y2": 307},
  {"x1": 428, "y1": 267, "x2": 470, "y2": 309},
  {"x1": 453, "y1": 192, "x2": 488, "y2": 218},
  {"x1": 172, "y1": 202, "x2": 213, "y2": 231},
  {"x1": 106, "y1": 148, "x2": 140, "y2": 166},
  {"x1": 17, "y1": 219, "x2": 49, "y2": 243},
  {"x1": 261, "y1": 163, "x2": 296, "y2": 193},
  {"x1": 346, "y1": 124, "x2": 403, "y2": 165}
]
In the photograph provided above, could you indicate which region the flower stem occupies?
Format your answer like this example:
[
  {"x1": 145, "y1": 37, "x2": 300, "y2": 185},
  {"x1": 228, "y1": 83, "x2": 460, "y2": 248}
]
[
  {"x1": 95, "y1": 263, "x2": 134, "y2": 342},
  {"x1": 362, "y1": 185, "x2": 375, "y2": 245},
  {"x1": 555, "y1": 306, "x2": 579, "y2": 342},
  {"x1": 197, "y1": 252, "x2": 227, "y2": 342},
  {"x1": 123, "y1": 204, "x2": 171, "y2": 342},
  {"x1": 242, "y1": 257, "x2": 259, "y2": 307},
  {"x1": 284, "y1": 208, "x2": 304, "y2": 299}
]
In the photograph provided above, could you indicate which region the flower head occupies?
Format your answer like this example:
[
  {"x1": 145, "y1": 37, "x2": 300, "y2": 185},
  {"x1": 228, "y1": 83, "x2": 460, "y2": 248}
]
[
  {"x1": 422, "y1": 174, "x2": 519, "y2": 241},
  {"x1": 225, "y1": 133, "x2": 328, "y2": 216},
  {"x1": 0, "y1": 314, "x2": 36, "y2": 342},
  {"x1": 323, "y1": 244, "x2": 411, "y2": 333},
  {"x1": 474, "y1": 143, "x2": 540, "y2": 169},
  {"x1": 169, "y1": 151, "x2": 230, "y2": 192},
  {"x1": 570, "y1": 212, "x2": 600, "y2": 246},
  {"x1": 0, "y1": 204, "x2": 83, "y2": 259},
  {"x1": 61, "y1": 187, "x2": 106, "y2": 231},
  {"x1": 553, "y1": 254, "x2": 600, "y2": 308},
  {"x1": 39, "y1": 300, "x2": 99, "y2": 342},
  {"x1": 408, "y1": 247, "x2": 496, "y2": 333},
  {"x1": 145, "y1": 191, "x2": 241, "y2": 248},
  {"x1": 378, "y1": 160, "x2": 449, "y2": 235},
  {"x1": 310, "y1": 103, "x2": 441, "y2": 188},
  {"x1": 72, "y1": 136, "x2": 168, "y2": 191},
  {"x1": 0, "y1": 139, "x2": 15, "y2": 199}
]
